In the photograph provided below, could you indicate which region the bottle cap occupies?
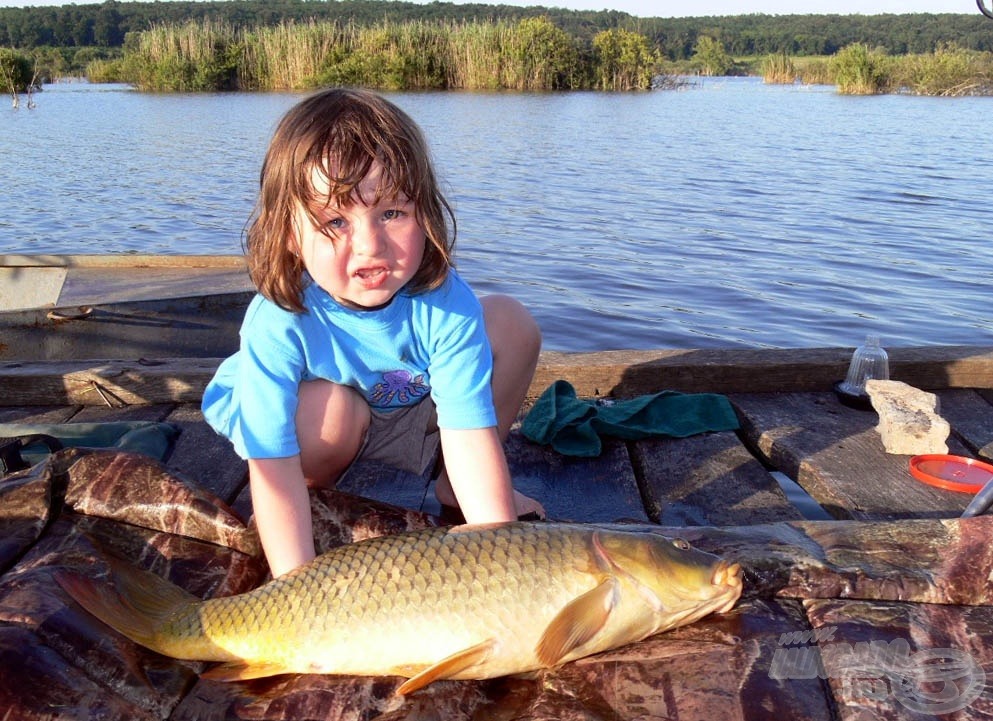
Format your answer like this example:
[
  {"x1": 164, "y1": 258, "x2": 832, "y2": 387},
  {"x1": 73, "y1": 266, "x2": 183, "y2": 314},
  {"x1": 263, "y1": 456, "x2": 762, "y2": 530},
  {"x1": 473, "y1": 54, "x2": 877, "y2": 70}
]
[{"x1": 909, "y1": 454, "x2": 993, "y2": 494}]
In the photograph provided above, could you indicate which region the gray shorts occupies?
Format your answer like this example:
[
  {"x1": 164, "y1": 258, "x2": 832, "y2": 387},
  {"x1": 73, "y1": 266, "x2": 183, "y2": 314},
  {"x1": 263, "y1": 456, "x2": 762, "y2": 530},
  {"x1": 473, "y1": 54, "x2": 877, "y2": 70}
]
[{"x1": 349, "y1": 397, "x2": 440, "y2": 477}]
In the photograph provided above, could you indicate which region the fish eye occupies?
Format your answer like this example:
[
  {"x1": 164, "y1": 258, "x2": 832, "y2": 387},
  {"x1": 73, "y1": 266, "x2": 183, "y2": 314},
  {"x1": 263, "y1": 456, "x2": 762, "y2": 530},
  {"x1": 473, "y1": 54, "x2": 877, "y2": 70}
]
[{"x1": 671, "y1": 538, "x2": 690, "y2": 551}]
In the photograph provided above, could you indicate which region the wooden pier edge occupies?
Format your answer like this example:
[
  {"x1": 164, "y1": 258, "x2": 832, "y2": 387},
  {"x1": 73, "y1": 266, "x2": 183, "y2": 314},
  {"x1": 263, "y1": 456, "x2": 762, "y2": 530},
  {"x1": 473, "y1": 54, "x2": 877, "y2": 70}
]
[{"x1": 2, "y1": 345, "x2": 992, "y2": 407}]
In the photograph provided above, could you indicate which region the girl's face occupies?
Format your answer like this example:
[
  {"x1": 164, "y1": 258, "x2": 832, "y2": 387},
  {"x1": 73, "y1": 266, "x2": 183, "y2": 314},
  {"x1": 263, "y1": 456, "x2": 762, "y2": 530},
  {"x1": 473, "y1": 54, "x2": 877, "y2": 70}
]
[{"x1": 294, "y1": 161, "x2": 426, "y2": 310}]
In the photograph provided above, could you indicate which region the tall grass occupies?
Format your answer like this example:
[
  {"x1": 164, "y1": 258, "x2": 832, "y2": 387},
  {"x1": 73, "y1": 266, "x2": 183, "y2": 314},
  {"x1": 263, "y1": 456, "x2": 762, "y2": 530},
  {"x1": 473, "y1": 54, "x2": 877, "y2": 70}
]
[
  {"x1": 761, "y1": 52, "x2": 796, "y2": 84},
  {"x1": 795, "y1": 44, "x2": 992, "y2": 95},
  {"x1": 242, "y1": 21, "x2": 341, "y2": 90},
  {"x1": 127, "y1": 19, "x2": 241, "y2": 91},
  {"x1": 896, "y1": 43, "x2": 992, "y2": 96},
  {"x1": 95, "y1": 18, "x2": 993, "y2": 96},
  {"x1": 102, "y1": 16, "x2": 659, "y2": 92},
  {"x1": 830, "y1": 43, "x2": 891, "y2": 94}
]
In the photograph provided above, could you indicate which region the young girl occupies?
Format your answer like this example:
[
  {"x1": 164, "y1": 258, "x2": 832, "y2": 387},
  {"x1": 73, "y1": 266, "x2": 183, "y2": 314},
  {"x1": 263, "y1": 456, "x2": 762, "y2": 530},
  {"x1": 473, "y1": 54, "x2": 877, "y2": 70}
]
[{"x1": 203, "y1": 88, "x2": 544, "y2": 577}]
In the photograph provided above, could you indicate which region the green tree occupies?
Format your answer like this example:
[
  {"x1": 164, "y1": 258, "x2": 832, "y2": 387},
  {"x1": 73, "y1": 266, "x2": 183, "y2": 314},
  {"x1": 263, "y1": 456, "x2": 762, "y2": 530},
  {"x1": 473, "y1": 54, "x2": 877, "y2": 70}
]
[
  {"x1": 692, "y1": 35, "x2": 733, "y2": 76},
  {"x1": 512, "y1": 16, "x2": 579, "y2": 90},
  {"x1": 93, "y1": 0, "x2": 124, "y2": 47},
  {"x1": 0, "y1": 46, "x2": 32, "y2": 100},
  {"x1": 592, "y1": 28, "x2": 657, "y2": 90}
]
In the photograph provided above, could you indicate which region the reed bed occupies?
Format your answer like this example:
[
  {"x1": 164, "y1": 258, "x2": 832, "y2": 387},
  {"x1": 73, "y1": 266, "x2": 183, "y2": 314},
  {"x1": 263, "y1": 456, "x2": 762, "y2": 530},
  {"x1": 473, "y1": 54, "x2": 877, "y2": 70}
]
[
  {"x1": 92, "y1": 19, "x2": 993, "y2": 96},
  {"x1": 895, "y1": 43, "x2": 993, "y2": 96},
  {"x1": 761, "y1": 52, "x2": 797, "y2": 85},
  {"x1": 129, "y1": 19, "x2": 242, "y2": 91},
  {"x1": 106, "y1": 16, "x2": 660, "y2": 92},
  {"x1": 790, "y1": 44, "x2": 992, "y2": 95}
]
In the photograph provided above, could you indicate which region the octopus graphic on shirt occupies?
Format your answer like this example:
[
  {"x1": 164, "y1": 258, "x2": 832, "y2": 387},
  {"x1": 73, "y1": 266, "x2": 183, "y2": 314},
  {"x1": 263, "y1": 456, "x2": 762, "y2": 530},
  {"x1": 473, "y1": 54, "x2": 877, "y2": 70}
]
[{"x1": 371, "y1": 370, "x2": 430, "y2": 405}]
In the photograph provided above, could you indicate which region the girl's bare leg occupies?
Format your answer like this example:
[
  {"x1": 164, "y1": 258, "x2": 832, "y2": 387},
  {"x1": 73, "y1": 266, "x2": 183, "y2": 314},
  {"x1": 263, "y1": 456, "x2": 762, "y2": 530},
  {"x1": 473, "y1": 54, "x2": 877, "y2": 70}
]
[{"x1": 295, "y1": 379, "x2": 370, "y2": 488}]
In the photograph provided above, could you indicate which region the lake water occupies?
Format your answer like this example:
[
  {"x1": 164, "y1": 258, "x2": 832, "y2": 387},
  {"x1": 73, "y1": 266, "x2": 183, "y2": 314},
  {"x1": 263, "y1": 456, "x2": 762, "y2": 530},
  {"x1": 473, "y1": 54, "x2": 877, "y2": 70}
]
[{"x1": 2, "y1": 79, "x2": 991, "y2": 352}]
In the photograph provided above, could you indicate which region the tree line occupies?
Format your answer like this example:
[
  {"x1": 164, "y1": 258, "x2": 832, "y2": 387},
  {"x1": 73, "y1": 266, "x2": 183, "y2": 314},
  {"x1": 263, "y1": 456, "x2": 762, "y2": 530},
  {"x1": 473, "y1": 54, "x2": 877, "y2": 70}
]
[{"x1": 1, "y1": 0, "x2": 991, "y2": 57}]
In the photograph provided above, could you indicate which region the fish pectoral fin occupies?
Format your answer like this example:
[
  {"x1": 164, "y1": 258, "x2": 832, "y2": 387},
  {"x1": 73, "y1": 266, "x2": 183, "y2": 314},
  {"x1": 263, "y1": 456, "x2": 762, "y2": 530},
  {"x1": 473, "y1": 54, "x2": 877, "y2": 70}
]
[
  {"x1": 201, "y1": 661, "x2": 291, "y2": 682},
  {"x1": 535, "y1": 577, "x2": 617, "y2": 667},
  {"x1": 396, "y1": 638, "x2": 497, "y2": 696}
]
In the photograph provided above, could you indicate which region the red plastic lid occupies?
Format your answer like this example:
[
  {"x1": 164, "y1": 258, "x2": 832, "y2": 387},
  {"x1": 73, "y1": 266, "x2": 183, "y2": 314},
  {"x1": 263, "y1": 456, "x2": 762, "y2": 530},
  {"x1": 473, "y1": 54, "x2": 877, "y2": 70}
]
[{"x1": 909, "y1": 454, "x2": 993, "y2": 494}]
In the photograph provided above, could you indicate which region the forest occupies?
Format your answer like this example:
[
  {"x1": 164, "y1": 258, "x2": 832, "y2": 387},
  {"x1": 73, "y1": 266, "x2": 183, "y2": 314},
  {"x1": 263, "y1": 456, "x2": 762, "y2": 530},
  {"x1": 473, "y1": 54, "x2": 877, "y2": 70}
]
[{"x1": 1, "y1": 0, "x2": 991, "y2": 56}]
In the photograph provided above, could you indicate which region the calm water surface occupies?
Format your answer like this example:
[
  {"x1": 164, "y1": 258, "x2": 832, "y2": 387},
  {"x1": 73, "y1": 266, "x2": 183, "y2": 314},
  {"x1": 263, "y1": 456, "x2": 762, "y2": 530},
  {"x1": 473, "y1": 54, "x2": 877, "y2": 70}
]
[{"x1": 2, "y1": 79, "x2": 991, "y2": 352}]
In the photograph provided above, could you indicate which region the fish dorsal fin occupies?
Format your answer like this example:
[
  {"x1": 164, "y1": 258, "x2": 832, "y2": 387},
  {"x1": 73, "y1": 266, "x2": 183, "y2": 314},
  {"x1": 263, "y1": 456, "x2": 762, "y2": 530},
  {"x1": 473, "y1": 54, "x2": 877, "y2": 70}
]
[
  {"x1": 201, "y1": 660, "x2": 291, "y2": 682},
  {"x1": 396, "y1": 638, "x2": 496, "y2": 696},
  {"x1": 535, "y1": 577, "x2": 617, "y2": 667}
]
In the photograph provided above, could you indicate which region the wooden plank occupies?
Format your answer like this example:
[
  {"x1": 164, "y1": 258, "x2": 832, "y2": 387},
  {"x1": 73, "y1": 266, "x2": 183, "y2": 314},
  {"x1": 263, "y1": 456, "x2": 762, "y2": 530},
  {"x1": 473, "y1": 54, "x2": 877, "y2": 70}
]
[
  {"x1": 339, "y1": 431, "x2": 648, "y2": 524},
  {"x1": 534, "y1": 346, "x2": 993, "y2": 396},
  {"x1": 0, "y1": 358, "x2": 220, "y2": 406},
  {"x1": 731, "y1": 392, "x2": 971, "y2": 521},
  {"x1": 0, "y1": 266, "x2": 66, "y2": 311},
  {"x1": 629, "y1": 432, "x2": 804, "y2": 526},
  {"x1": 67, "y1": 404, "x2": 175, "y2": 424},
  {"x1": 56, "y1": 266, "x2": 251, "y2": 308},
  {"x1": 5, "y1": 346, "x2": 993, "y2": 407},
  {"x1": 502, "y1": 432, "x2": 648, "y2": 523},
  {"x1": 337, "y1": 462, "x2": 432, "y2": 514},
  {"x1": 164, "y1": 405, "x2": 248, "y2": 507},
  {"x1": 0, "y1": 254, "x2": 246, "y2": 269},
  {"x1": 0, "y1": 406, "x2": 80, "y2": 424},
  {"x1": 937, "y1": 389, "x2": 993, "y2": 462}
]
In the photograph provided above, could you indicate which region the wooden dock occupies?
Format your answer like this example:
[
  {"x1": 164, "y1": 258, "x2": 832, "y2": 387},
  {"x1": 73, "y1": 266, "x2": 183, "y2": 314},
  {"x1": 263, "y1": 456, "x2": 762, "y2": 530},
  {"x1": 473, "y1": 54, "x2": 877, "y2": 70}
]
[
  {"x1": 4, "y1": 345, "x2": 992, "y2": 524},
  {"x1": 2, "y1": 346, "x2": 992, "y2": 720}
]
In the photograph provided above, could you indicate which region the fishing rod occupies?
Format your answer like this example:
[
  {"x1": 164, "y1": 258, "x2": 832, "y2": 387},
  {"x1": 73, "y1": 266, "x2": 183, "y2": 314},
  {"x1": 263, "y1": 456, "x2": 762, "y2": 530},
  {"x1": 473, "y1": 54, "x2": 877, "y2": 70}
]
[{"x1": 979, "y1": 0, "x2": 993, "y2": 19}]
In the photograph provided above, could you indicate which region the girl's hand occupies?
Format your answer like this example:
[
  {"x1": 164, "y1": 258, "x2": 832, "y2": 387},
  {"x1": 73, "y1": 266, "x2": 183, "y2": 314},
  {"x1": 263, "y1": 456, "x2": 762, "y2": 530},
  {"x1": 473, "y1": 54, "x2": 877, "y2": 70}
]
[
  {"x1": 439, "y1": 427, "x2": 517, "y2": 524},
  {"x1": 513, "y1": 489, "x2": 546, "y2": 520}
]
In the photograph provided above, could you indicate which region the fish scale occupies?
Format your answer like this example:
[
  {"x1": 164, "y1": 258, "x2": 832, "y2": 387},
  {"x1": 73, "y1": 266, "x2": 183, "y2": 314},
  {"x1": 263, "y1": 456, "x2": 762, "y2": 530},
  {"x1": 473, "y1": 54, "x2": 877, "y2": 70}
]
[{"x1": 57, "y1": 521, "x2": 742, "y2": 693}]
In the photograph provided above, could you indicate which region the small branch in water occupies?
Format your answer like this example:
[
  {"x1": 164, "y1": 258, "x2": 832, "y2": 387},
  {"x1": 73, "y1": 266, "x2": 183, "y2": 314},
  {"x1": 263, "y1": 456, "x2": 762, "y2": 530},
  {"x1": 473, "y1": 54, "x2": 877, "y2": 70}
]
[{"x1": 26, "y1": 64, "x2": 39, "y2": 109}]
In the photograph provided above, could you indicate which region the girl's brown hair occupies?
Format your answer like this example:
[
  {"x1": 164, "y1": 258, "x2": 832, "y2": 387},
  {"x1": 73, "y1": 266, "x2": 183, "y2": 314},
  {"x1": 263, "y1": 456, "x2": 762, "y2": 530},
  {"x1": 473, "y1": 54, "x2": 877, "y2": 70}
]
[{"x1": 245, "y1": 88, "x2": 455, "y2": 312}]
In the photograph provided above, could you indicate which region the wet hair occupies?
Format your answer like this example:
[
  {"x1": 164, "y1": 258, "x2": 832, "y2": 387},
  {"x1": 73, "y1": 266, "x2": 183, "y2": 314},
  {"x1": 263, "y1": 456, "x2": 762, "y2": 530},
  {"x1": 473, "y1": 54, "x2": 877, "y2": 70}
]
[{"x1": 245, "y1": 88, "x2": 455, "y2": 312}]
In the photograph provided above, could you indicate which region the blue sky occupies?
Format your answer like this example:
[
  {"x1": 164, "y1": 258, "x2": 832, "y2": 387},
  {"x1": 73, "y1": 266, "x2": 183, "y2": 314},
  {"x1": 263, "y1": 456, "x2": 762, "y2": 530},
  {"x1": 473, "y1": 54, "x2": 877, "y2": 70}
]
[{"x1": 0, "y1": 0, "x2": 979, "y2": 14}]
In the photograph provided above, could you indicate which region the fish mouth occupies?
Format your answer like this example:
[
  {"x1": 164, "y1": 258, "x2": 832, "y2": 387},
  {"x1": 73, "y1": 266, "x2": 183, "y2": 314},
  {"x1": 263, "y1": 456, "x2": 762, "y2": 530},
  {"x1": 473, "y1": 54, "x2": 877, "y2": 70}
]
[{"x1": 710, "y1": 561, "x2": 743, "y2": 613}]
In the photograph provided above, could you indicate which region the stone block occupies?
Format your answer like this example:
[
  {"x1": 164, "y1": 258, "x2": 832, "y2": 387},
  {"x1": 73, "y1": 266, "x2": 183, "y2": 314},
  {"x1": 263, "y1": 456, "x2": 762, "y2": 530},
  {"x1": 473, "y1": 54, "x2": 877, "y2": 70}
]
[{"x1": 865, "y1": 380, "x2": 950, "y2": 455}]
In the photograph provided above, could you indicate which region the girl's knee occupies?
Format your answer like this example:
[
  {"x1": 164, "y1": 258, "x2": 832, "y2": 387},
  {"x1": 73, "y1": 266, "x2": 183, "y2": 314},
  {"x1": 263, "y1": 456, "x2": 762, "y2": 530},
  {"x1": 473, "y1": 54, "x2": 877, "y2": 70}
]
[
  {"x1": 296, "y1": 380, "x2": 369, "y2": 486},
  {"x1": 482, "y1": 295, "x2": 541, "y2": 358}
]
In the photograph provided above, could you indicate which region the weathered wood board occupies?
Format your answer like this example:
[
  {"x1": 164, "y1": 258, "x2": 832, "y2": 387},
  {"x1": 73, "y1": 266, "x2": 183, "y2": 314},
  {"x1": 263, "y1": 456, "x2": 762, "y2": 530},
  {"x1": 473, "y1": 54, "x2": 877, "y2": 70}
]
[
  {"x1": 629, "y1": 431, "x2": 803, "y2": 526},
  {"x1": 5, "y1": 345, "x2": 993, "y2": 407},
  {"x1": 730, "y1": 392, "x2": 974, "y2": 520},
  {"x1": 936, "y1": 388, "x2": 993, "y2": 462}
]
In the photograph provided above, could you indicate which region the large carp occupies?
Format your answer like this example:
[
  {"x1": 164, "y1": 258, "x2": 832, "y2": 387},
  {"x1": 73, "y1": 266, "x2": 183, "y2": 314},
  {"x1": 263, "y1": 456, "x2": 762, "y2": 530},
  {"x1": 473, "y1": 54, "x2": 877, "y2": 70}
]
[{"x1": 56, "y1": 521, "x2": 742, "y2": 695}]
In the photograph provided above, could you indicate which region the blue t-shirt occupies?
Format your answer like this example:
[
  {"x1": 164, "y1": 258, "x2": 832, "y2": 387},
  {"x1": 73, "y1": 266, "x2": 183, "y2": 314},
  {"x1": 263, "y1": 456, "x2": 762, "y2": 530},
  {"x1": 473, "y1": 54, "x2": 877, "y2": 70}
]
[{"x1": 202, "y1": 269, "x2": 496, "y2": 459}]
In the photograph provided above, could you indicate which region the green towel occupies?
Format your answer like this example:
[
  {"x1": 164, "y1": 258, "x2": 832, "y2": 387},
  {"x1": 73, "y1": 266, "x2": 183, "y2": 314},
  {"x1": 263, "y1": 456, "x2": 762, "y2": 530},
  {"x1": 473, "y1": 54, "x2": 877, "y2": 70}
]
[
  {"x1": 521, "y1": 380, "x2": 740, "y2": 457},
  {"x1": 0, "y1": 422, "x2": 180, "y2": 465}
]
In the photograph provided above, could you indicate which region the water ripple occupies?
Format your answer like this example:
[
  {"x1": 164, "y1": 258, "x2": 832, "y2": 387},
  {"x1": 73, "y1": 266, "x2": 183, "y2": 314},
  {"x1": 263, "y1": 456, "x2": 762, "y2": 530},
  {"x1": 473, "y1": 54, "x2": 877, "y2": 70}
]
[{"x1": 2, "y1": 79, "x2": 992, "y2": 351}]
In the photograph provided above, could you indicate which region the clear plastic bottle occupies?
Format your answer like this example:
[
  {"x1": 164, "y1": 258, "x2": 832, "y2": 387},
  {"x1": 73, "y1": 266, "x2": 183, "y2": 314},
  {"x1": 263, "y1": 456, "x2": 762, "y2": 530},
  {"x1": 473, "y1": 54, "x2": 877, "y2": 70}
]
[{"x1": 837, "y1": 335, "x2": 890, "y2": 401}]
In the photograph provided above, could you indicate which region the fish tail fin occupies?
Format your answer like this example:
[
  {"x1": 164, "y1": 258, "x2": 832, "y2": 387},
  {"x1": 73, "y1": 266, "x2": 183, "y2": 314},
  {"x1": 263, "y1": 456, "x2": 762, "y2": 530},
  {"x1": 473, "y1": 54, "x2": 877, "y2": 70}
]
[{"x1": 56, "y1": 557, "x2": 200, "y2": 655}]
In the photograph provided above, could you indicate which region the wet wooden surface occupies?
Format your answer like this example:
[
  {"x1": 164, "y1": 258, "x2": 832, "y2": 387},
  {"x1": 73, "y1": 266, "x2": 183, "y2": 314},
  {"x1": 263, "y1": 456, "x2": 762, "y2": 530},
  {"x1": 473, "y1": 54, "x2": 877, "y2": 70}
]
[{"x1": 2, "y1": 349, "x2": 992, "y2": 720}]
